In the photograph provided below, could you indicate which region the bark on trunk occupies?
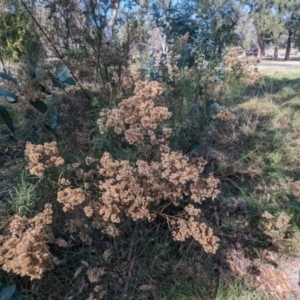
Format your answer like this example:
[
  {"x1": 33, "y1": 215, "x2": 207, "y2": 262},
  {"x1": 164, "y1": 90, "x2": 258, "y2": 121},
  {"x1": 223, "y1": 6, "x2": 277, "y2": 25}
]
[
  {"x1": 104, "y1": 0, "x2": 120, "y2": 43},
  {"x1": 285, "y1": 29, "x2": 292, "y2": 60},
  {"x1": 257, "y1": 37, "x2": 265, "y2": 58},
  {"x1": 274, "y1": 43, "x2": 278, "y2": 60},
  {"x1": 255, "y1": 26, "x2": 265, "y2": 59},
  {"x1": 217, "y1": 44, "x2": 223, "y2": 56},
  {"x1": 258, "y1": 47, "x2": 261, "y2": 58}
]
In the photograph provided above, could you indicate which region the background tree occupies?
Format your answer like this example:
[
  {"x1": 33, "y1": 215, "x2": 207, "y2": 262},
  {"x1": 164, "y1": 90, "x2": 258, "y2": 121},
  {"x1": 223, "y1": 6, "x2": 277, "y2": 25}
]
[
  {"x1": 282, "y1": 0, "x2": 300, "y2": 60},
  {"x1": 293, "y1": 17, "x2": 300, "y2": 50},
  {"x1": 235, "y1": 13, "x2": 257, "y2": 54},
  {"x1": 197, "y1": 0, "x2": 239, "y2": 55},
  {"x1": 0, "y1": 7, "x2": 40, "y2": 63}
]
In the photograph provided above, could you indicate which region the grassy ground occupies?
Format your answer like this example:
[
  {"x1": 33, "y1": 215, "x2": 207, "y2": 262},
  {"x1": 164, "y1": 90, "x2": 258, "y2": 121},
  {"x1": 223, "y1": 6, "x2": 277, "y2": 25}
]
[{"x1": 0, "y1": 64, "x2": 300, "y2": 299}]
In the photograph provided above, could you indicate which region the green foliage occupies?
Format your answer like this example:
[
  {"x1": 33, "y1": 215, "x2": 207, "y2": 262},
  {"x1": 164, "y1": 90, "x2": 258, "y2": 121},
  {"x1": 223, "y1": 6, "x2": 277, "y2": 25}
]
[
  {"x1": 49, "y1": 66, "x2": 76, "y2": 90},
  {"x1": 30, "y1": 100, "x2": 48, "y2": 113},
  {"x1": 0, "y1": 65, "x2": 76, "y2": 133},
  {"x1": 5, "y1": 173, "x2": 39, "y2": 217},
  {"x1": 0, "y1": 72, "x2": 18, "y2": 85},
  {"x1": 0, "y1": 72, "x2": 20, "y2": 103},
  {"x1": 0, "y1": 106, "x2": 14, "y2": 133},
  {"x1": 152, "y1": 0, "x2": 238, "y2": 64},
  {"x1": 0, "y1": 10, "x2": 40, "y2": 61}
]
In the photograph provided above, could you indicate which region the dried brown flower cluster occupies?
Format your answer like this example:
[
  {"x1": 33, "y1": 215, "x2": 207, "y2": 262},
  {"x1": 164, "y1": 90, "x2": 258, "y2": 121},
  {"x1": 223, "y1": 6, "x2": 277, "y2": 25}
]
[
  {"x1": 224, "y1": 47, "x2": 244, "y2": 77},
  {"x1": 243, "y1": 67, "x2": 262, "y2": 86},
  {"x1": 100, "y1": 80, "x2": 168, "y2": 132},
  {"x1": 87, "y1": 267, "x2": 106, "y2": 283},
  {"x1": 171, "y1": 218, "x2": 219, "y2": 254},
  {"x1": 57, "y1": 187, "x2": 86, "y2": 212},
  {"x1": 210, "y1": 109, "x2": 239, "y2": 145},
  {"x1": 224, "y1": 47, "x2": 262, "y2": 86},
  {"x1": 94, "y1": 80, "x2": 220, "y2": 252},
  {"x1": 91, "y1": 150, "x2": 219, "y2": 252},
  {"x1": 111, "y1": 69, "x2": 135, "y2": 98},
  {"x1": 79, "y1": 230, "x2": 92, "y2": 245},
  {"x1": 0, "y1": 204, "x2": 54, "y2": 280},
  {"x1": 98, "y1": 80, "x2": 172, "y2": 156},
  {"x1": 212, "y1": 110, "x2": 237, "y2": 123},
  {"x1": 169, "y1": 203, "x2": 219, "y2": 254},
  {"x1": 86, "y1": 268, "x2": 107, "y2": 300},
  {"x1": 25, "y1": 141, "x2": 64, "y2": 177},
  {"x1": 262, "y1": 211, "x2": 292, "y2": 249}
]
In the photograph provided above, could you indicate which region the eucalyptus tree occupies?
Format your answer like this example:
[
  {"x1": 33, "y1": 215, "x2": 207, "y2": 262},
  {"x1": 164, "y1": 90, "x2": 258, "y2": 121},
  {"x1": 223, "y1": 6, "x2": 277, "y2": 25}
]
[
  {"x1": 241, "y1": 0, "x2": 300, "y2": 59},
  {"x1": 243, "y1": 0, "x2": 278, "y2": 57},
  {"x1": 281, "y1": 0, "x2": 300, "y2": 60},
  {"x1": 196, "y1": 0, "x2": 239, "y2": 55}
]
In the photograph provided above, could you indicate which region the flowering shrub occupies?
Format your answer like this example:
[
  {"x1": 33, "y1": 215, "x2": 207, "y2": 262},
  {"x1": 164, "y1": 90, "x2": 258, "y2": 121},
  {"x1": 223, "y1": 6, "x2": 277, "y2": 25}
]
[
  {"x1": 93, "y1": 80, "x2": 220, "y2": 253},
  {"x1": 0, "y1": 80, "x2": 220, "y2": 284}
]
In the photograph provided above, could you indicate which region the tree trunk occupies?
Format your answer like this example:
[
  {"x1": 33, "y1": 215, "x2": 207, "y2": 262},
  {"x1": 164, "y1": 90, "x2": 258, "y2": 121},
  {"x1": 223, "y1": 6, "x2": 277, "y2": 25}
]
[
  {"x1": 0, "y1": 53, "x2": 8, "y2": 74},
  {"x1": 217, "y1": 44, "x2": 222, "y2": 56},
  {"x1": 257, "y1": 44, "x2": 265, "y2": 58},
  {"x1": 104, "y1": 0, "x2": 120, "y2": 44},
  {"x1": 257, "y1": 35, "x2": 265, "y2": 58},
  {"x1": 285, "y1": 29, "x2": 292, "y2": 60},
  {"x1": 274, "y1": 43, "x2": 278, "y2": 60}
]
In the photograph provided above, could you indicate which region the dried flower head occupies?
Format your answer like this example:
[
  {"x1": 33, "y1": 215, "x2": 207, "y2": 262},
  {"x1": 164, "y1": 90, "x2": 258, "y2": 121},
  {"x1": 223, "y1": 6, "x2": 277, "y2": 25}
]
[
  {"x1": 98, "y1": 80, "x2": 172, "y2": 157},
  {"x1": 79, "y1": 231, "x2": 92, "y2": 245},
  {"x1": 96, "y1": 149, "x2": 220, "y2": 253},
  {"x1": 55, "y1": 238, "x2": 68, "y2": 248},
  {"x1": 171, "y1": 218, "x2": 219, "y2": 254},
  {"x1": 0, "y1": 204, "x2": 54, "y2": 280},
  {"x1": 224, "y1": 47, "x2": 262, "y2": 86},
  {"x1": 25, "y1": 141, "x2": 64, "y2": 177},
  {"x1": 87, "y1": 267, "x2": 105, "y2": 283},
  {"x1": 57, "y1": 187, "x2": 86, "y2": 212}
]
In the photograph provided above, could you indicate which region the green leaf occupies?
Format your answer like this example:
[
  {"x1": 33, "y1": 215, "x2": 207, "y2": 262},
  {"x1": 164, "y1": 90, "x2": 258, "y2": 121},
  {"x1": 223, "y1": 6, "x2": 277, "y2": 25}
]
[
  {"x1": 30, "y1": 100, "x2": 48, "y2": 113},
  {"x1": 49, "y1": 73, "x2": 65, "y2": 90},
  {"x1": 56, "y1": 65, "x2": 71, "y2": 82},
  {"x1": 0, "y1": 73, "x2": 18, "y2": 85},
  {"x1": 56, "y1": 66, "x2": 76, "y2": 85},
  {"x1": 63, "y1": 77, "x2": 76, "y2": 85},
  {"x1": 0, "y1": 89, "x2": 17, "y2": 103},
  {"x1": 80, "y1": 260, "x2": 89, "y2": 267},
  {"x1": 0, "y1": 106, "x2": 15, "y2": 133},
  {"x1": 0, "y1": 284, "x2": 16, "y2": 300}
]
